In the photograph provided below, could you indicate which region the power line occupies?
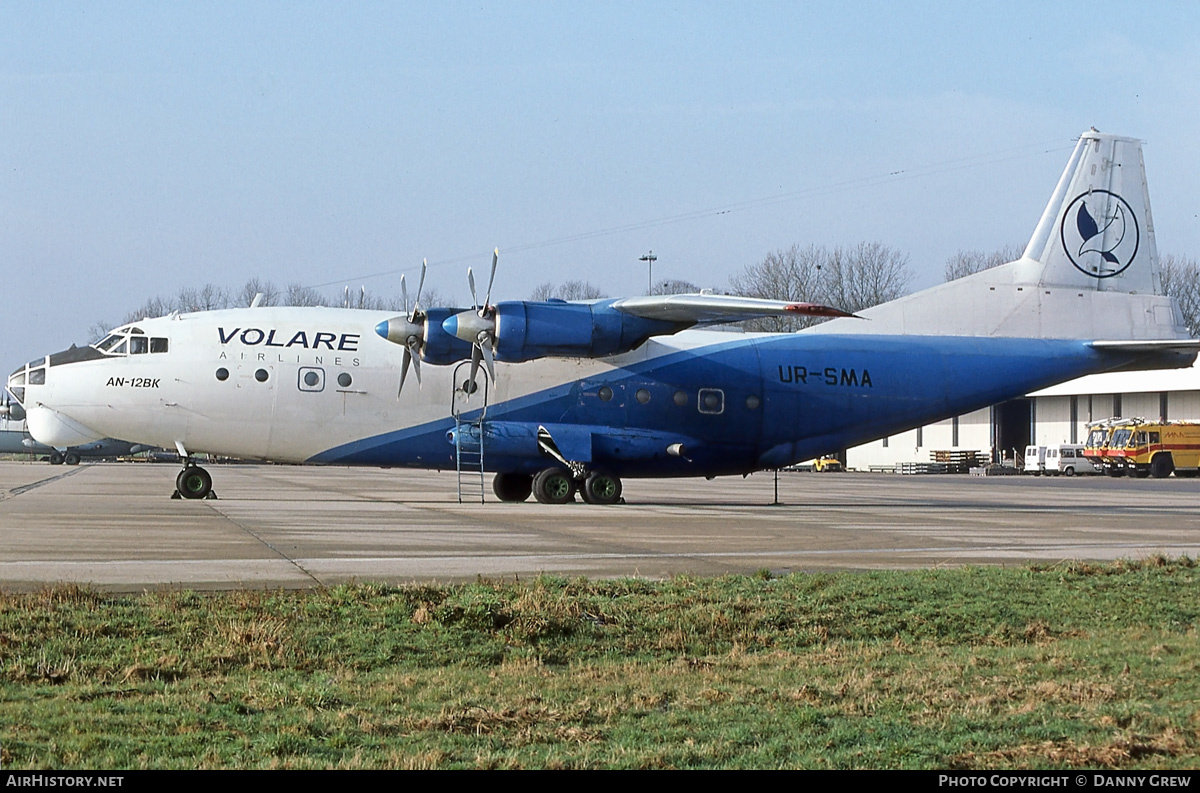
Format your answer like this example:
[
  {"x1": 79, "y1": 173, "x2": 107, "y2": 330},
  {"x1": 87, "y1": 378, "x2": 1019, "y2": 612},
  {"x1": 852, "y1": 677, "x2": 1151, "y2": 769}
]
[{"x1": 310, "y1": 138, "x2": 1073, "y2": 290}]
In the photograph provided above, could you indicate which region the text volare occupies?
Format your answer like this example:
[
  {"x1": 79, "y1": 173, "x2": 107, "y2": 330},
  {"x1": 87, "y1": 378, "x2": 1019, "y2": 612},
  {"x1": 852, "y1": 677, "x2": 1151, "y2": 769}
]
[{"x1": 218, "y1": 328, "x2": 360, "y2": 352}]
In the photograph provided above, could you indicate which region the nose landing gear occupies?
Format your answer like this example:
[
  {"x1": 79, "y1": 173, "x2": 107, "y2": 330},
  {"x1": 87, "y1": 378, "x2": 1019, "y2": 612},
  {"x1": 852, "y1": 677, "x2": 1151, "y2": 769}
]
[{"x1": 174, "y1": 464, "x2": 216, "y2": 500}]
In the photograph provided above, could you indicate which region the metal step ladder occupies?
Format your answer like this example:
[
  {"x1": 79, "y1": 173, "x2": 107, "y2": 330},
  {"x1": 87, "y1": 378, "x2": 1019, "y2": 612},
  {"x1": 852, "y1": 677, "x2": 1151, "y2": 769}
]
[
  {"x1": 450, "y1": 360, "x2": 489, "y2": 503},
  {"x1": 454, "y1": 415, "x2": 486, "y2": 504}
]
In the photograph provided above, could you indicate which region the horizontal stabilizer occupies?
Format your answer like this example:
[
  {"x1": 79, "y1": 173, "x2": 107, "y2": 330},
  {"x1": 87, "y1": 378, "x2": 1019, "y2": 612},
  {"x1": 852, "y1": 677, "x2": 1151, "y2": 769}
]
[
  {"x1": 1090, "y1": 340, "x2": 1200, "y2": 353},
  {"x1": 1091, "y1": 339, "x2": 1200, "y2": 372}
]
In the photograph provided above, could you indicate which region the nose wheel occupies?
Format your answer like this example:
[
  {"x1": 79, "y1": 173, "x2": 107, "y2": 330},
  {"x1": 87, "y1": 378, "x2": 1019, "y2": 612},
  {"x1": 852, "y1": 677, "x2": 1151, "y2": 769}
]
[{"x1": 174, "y1": 465, "x2": 216, "y2": 500}]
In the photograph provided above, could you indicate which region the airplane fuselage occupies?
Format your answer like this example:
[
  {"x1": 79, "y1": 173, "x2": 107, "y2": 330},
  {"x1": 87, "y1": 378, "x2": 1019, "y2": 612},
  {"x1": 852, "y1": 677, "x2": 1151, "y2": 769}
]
[{"x1": 16, "y1": 307, "x2": 1137, "y2": 479}]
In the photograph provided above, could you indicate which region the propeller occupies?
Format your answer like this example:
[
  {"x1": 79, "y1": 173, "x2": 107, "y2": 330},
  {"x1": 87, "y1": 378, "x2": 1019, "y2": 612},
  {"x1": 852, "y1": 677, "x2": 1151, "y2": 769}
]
[
  {"x1": 444, "y1": 248, "x2": 499, "y2": 387},
  {"x1": 375, "y1": 259, "x2": 428, "y2": 396}
]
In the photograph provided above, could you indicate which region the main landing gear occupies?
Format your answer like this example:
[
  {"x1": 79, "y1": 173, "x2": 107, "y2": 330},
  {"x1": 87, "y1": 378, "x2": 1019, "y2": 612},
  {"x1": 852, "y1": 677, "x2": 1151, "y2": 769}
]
[
  {"x1": 492, "y1": 468, "x2": 624, "y2": 505},
  {"x1": 174, "y1": 463, "x2": 216, "y2": 500}
]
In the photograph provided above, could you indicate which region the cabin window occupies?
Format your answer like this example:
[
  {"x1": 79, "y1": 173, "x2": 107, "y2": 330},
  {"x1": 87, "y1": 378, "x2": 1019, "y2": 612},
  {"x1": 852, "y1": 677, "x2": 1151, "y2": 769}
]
[
  {"x1": 635, "y1": 388, "x2": 650, "y2": 405},
  {"x1": 598, "y1": 386, "x2": 613, "y2": 402},
  {"x1": 337, "y1": 373, "x2": 353, "y2": 388},
  {"x1": 673, "y1": 390, "x2": 687, "y2": 406},
  {"x1": 151, "y1": 338, "x2": 169, "y2": 353},
  {"x1": 215, "y1": 368, "x2": 229, "y2": 381},
  {"x1": 698, "y1": 388, "x2": 724, "y2": 415},
  {"x1": 129, "y1": 336, "x2": 149, "y2": 354},
  {"x1": 255, "y1": 369, "x2": 269, "y2": 382},
  {"x1": 298, "y1": 367, "x2": 324, "y2": 392},
  {"x1": 28, "y1": 368, "x2": 45, "y2": 385},
  {"x1": 745, "y1": 395, "x2": 760, "y2": 410}
]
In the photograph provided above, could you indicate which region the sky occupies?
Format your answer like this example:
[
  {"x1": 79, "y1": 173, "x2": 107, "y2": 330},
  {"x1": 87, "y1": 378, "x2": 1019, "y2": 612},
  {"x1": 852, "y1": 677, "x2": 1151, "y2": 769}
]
[{"x1": 3, "y1": 1, "x2": 1199, "y2": 364}]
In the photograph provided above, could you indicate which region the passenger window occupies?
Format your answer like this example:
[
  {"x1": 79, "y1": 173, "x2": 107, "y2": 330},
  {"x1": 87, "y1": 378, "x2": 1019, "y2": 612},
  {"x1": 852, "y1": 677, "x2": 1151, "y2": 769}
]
[
  {"x1": 697, "y1": 388, "x2": 724, "y2": 415},
  {"x1": 150, "y1": 338, "x2": 169, "y2": 353},
  {"x1": 1149, "y1": 432, "x2": 1160, "y2": 443}
]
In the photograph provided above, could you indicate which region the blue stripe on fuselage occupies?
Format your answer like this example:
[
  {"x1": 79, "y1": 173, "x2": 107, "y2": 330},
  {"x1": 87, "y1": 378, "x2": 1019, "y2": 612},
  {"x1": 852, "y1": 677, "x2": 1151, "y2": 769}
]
[{"x1": 308, "y1": 333, "x2": 1126, "y2": 475}]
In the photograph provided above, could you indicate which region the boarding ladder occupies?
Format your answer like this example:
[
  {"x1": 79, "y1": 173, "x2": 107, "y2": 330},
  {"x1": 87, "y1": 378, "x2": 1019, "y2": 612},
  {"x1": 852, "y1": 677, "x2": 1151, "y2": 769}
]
[{"x1": 450, "y1": 361, "x2": 489, "y2": 503}]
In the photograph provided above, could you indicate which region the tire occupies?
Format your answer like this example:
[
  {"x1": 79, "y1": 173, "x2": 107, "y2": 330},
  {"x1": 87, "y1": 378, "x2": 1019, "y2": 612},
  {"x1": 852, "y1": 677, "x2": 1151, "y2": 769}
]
[
  {"x1": 176, "y1": 466, "x2": 213, "y2": 500},
  {"x1": 49, "y1": 452, "x2": 64, "y2": 465},
  {"x1": 492, "y1": 472, "x2": 533, "y2": 502},
  {"x1": 1150, "y1": 454, "x2": 1175, "y2": 480},
  {"x1": 64, "y1": 453, "x2": 80, "y2": 466},
  {"x1": 533, "y1": 468, "x2": 575, "y2": 505},
  {"x1": 1063, "y1": 467, "x2": 1074, "y2": 477},
  {"x1": 581, "y1": 471, "x2": 622, "y2": 505}
]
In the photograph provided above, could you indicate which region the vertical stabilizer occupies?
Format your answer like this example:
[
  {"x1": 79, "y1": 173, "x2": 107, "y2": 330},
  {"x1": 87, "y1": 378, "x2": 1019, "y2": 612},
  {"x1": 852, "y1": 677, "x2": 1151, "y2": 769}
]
[
  {"x1": 805, "y1": 129, "x2": 1185, "y2": 340},
  {"x1": 1018, "y1": 129, "x2": 1159, "y2": 293}
]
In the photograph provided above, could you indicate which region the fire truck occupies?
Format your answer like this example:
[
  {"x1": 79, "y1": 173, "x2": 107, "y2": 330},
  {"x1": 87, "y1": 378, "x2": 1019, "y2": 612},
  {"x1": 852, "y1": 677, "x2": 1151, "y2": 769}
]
[
  {"x1": 1104, "y1": 420, "x2": 1200, "y2": 479},
  {"x1": 1082, "y1": 417, "x2": 1142, "y2": 477}
]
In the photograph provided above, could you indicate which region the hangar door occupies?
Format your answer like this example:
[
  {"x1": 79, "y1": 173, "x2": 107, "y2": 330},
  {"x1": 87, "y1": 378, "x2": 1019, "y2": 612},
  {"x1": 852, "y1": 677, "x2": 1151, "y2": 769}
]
[{"x1": 991, "y1": 398, "x2": 1032, "y2": 465}]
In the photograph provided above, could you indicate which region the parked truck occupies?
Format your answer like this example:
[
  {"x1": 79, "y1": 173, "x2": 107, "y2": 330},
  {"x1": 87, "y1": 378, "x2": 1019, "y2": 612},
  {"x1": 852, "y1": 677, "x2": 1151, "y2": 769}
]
[{"x1": 1108, "y1": 421, "x2": 1200, "y2": 479}]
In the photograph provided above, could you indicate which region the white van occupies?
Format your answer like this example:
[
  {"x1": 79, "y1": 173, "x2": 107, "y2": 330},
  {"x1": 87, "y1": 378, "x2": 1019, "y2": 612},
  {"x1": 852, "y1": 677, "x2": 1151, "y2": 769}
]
[
  {"x1": 1023, "y1": 445, "x2": 1046, "y2": 474},
  {"x1": 1025, "y1": 444, "x2": 1096, "y2": 476},
  {"x1": 1050, "y1": 444, "x2": 1097, "y2": 476}
]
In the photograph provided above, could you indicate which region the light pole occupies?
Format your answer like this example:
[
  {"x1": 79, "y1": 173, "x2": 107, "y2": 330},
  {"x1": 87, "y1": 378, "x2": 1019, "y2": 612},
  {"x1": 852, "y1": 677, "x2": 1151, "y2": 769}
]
[{"x1": 639, "y1": 251, "x2": 657, "y2": 295}]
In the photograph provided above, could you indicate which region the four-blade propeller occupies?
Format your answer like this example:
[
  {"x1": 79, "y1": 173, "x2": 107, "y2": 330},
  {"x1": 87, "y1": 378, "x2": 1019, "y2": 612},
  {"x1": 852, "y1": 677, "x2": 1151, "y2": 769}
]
[
  {"x1": 443, "y1": 248, "x2": 499, "y2": 387},
  {"x1": 374, "y1": 259, "x2": 428, "y2": 396}
]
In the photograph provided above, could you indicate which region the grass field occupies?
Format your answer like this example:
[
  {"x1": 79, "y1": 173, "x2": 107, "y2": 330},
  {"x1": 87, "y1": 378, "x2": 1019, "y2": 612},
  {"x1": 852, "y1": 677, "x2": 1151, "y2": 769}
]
[{"x1": 1, "y1": 557, "x2": 1197, "y2": 769}]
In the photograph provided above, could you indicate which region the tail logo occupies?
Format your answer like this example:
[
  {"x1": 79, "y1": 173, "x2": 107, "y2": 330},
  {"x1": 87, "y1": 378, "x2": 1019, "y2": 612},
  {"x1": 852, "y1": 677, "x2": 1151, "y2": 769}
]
[{"x1": 1059, "y1": 190, "x2": 1140, "y2": 278}]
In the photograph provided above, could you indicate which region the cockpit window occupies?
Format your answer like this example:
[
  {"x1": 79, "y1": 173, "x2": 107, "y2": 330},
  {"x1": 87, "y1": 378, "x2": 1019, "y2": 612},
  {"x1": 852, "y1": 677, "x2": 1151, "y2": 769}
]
[
  {"x1": 92, "y1": 326, "x2": 169, "y2": 356},
  {"x1": 96, "y1": 334, "x2": 125, "y2": 353}
]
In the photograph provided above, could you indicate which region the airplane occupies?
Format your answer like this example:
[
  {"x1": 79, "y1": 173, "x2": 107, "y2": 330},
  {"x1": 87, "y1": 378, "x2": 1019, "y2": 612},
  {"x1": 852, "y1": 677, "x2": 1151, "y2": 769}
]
[{"x1": 6, "y1": 129, "x2": 1198, "y2": 504}]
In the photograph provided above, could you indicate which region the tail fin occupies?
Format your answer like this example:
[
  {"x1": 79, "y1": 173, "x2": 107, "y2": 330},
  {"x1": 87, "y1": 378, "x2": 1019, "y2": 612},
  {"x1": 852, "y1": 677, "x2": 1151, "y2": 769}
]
[
  {"x1": 1019, "y1": 129, "x2": 1159, "y2": 292},
  {"x1": 807, "y1": 129, "x2": 1187, "y2": 340}
]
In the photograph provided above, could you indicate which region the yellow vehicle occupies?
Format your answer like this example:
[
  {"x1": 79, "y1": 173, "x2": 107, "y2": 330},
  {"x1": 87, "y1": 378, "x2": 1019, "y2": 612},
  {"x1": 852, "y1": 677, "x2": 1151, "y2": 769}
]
[
  {"x1": 1110, "y1": 421, "x2": 1200, "y2": 479},
  {"x1": 813, "y1": 456, "x2": 844, "y2": 473},
  {"x1": 1083, "y1": 417, "x2": 1142, "y2": 477}
]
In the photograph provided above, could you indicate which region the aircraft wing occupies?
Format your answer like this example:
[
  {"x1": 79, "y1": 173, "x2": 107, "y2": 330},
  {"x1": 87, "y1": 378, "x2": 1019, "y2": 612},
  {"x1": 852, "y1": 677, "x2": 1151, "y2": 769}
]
[{"x1": 609, "y1": 293, "x2": 857, "y2": 324}]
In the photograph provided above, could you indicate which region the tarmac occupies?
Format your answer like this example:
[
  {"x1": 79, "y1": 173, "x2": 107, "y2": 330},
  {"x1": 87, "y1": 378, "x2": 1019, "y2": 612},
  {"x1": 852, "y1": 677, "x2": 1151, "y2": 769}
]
[{"x1": 0, "y1": 460, "x2": 1197, "y2": 591}]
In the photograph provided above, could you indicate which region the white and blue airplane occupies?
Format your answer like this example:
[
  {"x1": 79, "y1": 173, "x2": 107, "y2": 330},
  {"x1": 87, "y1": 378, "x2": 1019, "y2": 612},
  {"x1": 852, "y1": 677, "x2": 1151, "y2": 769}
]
[{"x1": 7, "y1": 130, "x2": 1197, "y2": 503}]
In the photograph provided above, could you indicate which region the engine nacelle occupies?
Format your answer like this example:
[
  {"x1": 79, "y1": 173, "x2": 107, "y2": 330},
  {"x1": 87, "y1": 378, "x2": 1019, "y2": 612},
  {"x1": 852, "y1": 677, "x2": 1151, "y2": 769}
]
[
  {"x1": 490, "y1": 299, "x2": 680, "y2": 362},
  {"x1": 414, "y1": 307, "x2": 477, "y2": 365}
]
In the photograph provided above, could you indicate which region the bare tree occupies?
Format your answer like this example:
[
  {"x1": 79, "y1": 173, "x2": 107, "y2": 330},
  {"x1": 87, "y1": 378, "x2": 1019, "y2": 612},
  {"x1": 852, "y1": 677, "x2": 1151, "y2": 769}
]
[
  {"x1": 284, "y1": 283, "x2": 328, "y2": 307},
  {"x1": 944, "y1": 243, "x2": 1024, "y2": 282},
  {"x1": 175, "y1": 284, "x2": 230, "y2": 313},
  {"x1": 730, "y1": 243, "x2": 911, "y2": 332},
  {"x1": 652, "y1": 279, "x2": 699, "y2": 295},
  {"x1": 528, "y1": 280, "x2": 608, "y2": 301},
  {"x1": 822, "y1": 242, "x2": 912, "y2": 315},
  {"x1": 120, "y1": 295, "x2": 177, "y2": 325},
  {"x1": 238, "y1": 278, "x2": 280, "y2": 307},
  {"x1": 729, "y1": 245, "x2": 826, "y2": 331},
  {"x1": 1161, "y1": 254, "x2": 1200, "y2": 338}
]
